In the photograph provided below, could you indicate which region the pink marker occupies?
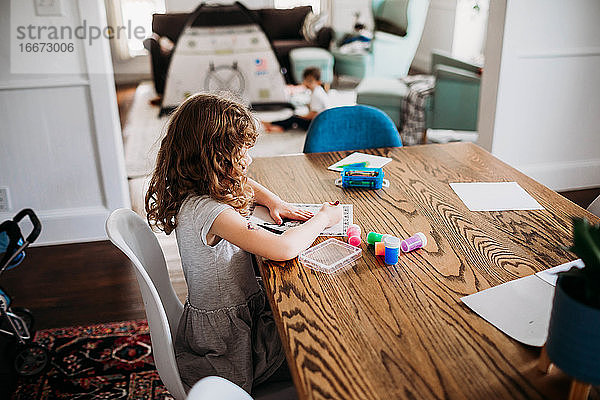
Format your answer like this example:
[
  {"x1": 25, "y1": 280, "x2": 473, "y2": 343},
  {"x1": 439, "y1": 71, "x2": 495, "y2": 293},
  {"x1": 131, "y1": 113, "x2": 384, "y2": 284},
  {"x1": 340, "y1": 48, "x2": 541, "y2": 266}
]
[
  {"x1": 400, "y1": 232, "x2": 427, "y2": 252},
  {"x1": 346, "y1": 224, "x2": 362, "y2": 247}
]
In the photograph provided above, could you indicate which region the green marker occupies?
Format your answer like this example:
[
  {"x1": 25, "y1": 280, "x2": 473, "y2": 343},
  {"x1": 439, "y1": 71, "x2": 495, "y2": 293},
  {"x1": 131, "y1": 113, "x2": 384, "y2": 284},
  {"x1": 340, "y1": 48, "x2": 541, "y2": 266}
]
[
  {"x1": 347, "y1": 180, "x2": 374, "y2": 187},
  {"x1": 367, "y1": 232, "x2": 384, "y2": 245},
  {"x1": 339, "y1": 161, "x2": 368, "y2": 169}
]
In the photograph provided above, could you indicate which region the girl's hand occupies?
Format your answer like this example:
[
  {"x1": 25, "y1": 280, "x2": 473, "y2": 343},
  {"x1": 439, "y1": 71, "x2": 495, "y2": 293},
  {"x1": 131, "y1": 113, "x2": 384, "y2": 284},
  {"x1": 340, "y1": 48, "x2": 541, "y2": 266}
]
[
  {"x1": 318, "y1": 202, "x2": 343, "y2": 228},
  {"x1": 269, "y1": 200, "x2": 314, "y2": 225}
]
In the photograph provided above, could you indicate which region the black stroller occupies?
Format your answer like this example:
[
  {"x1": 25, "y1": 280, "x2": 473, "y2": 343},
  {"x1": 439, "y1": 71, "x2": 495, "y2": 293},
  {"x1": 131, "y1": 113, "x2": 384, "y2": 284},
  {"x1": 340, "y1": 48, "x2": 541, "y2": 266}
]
[{"x1": 0, "y1": 209, "x2": 50, "y2": 384}]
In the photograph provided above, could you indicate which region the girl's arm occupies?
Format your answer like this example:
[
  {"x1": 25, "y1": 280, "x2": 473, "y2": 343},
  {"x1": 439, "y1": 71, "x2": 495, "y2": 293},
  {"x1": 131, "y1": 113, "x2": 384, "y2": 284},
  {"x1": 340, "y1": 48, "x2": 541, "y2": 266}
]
[
  {"x1": 247, "y1": 178, "x2": 280, "y2": 208},
  {"x1": 248, "y1": 178, "x2": 313, "y2": 224},
  {"x1": 210, "y1": 203, "x2": 342, "y2": 261}
]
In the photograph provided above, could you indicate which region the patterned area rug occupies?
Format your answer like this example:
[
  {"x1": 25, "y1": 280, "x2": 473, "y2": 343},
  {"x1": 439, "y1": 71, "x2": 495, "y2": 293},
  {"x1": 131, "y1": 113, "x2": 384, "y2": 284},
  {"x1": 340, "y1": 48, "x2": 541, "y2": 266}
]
[{"x1": 12, "y1": 320, "x2": 173, "y2": 399}]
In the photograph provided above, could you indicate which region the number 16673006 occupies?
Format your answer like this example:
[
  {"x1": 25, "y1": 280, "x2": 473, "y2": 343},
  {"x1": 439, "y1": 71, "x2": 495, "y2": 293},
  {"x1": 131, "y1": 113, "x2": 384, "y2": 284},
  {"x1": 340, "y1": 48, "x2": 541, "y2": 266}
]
[{"x1": 19, "y1": 42, "x2": 74, "y2": 53}]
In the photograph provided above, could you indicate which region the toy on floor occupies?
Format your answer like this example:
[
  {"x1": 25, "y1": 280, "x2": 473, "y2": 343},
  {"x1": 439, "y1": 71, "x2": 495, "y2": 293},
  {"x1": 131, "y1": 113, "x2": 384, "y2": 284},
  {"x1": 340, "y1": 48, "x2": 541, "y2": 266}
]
[
  {"x1": 0, "y1": 209, "x2": 50, "y2": 380},
  {"x1": 160, "y1": 3, "x2": 291, "y2": 116},
  {"x1": 335, "y1": 166, "x2": 389, "y2": 189}
]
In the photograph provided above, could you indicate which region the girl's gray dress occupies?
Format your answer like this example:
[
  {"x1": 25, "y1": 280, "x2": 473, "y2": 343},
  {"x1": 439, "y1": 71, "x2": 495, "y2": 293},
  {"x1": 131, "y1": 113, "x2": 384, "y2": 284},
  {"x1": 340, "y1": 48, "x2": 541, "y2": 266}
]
[{"x1": 174, "y1": 196, "x2": 285, "y2": 392}]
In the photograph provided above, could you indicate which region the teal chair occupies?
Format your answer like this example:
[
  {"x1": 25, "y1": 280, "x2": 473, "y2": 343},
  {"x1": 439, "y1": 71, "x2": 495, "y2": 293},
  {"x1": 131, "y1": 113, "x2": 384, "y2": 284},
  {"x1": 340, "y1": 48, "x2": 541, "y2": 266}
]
[
  {"x1": 332, "y1": 0, "x2": 430, "y2": 80},
  {"x1": 303, "y1": 105, "x2": 402, "y2": 153},
  {"x1": 426, "y1": 50, "x2": 481, "y2": 131}
]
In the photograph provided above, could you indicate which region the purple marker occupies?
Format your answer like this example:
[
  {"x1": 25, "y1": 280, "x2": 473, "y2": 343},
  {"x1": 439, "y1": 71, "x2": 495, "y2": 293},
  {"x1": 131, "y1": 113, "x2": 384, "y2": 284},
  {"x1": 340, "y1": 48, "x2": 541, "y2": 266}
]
[{"x1": 400, "y1": 233, "x2": 427, "y2": 253}]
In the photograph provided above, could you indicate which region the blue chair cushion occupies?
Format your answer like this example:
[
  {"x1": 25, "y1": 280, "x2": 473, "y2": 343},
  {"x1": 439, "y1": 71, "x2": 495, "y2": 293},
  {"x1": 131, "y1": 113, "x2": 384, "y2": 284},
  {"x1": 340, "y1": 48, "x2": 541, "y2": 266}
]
[{"x1": 303, "y1": 105, "x2": 402, "y2": 153}]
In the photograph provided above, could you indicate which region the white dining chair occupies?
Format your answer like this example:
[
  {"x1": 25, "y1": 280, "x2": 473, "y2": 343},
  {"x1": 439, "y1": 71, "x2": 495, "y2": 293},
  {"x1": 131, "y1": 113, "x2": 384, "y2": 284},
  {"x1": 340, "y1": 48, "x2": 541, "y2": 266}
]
[
  {"x1": 106, "y1": 208, "x2": 298, "y2": 400},
  {"x1": 106, "y1": 208, "x2": 187, "y2": 400},
  {"x1": 588, "y1": 194, "x2": 600, "y2": 218},
  {"x1": 187, "y1": 376, "x2": 253, "y2": 400}
]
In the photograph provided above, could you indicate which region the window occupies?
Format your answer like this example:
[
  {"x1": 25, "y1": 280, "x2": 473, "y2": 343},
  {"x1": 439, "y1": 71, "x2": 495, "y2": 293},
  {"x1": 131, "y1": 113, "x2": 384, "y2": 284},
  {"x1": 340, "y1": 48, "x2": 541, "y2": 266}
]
[
  {"x1": 111, "y1": 0, "x2": 166, "y2": 58},
  {"x1": 274, "y1": 0, "x2": 321, "y2": 15}
]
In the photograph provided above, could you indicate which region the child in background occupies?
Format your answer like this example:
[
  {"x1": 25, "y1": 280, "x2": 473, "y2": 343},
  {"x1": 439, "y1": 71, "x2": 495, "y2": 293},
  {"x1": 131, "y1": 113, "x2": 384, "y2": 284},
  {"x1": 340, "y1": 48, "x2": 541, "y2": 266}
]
[
  {"x1": 263, "y1": 66, "x2": 330, "y2": 132},
  {"x1": 145, "y1": 93, "x2": 342, "y2": 393}
]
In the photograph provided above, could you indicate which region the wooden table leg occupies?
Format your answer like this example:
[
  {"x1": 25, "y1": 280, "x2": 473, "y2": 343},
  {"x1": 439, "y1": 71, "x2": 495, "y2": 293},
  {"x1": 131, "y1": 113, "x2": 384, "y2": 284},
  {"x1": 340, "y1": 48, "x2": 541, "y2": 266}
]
[
  {"x1": 537, "y1": 345, "x2": 553, "y2": 374},
  {"x1": 568, "y1": 380, "x2": 591, "y2": 400}
]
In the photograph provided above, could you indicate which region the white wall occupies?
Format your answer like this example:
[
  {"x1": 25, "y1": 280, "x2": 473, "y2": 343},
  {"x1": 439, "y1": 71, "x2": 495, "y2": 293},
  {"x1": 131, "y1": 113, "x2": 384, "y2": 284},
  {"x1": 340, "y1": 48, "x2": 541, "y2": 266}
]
[
  {"x1": 112, "y1": 54, "x2": 152, "y2": 85},
  {"x1": 412, "y1": 0, "x2": 456, "y2": 72},
  {"x1": 328, "y1": 0, "x2": 373, "y2": 33},
  {"x1": 103, "y1": 0, "x2": 152, "y2": 84},
  {"x1": 476, "y1": 0, "x2": 505, "y2": 152},
  {"x1": 478, "y1": 0, "x2": 600, "y2": 191},
  {"x1": 1, "y1": 0, "x2": 130, "y2": 245}
]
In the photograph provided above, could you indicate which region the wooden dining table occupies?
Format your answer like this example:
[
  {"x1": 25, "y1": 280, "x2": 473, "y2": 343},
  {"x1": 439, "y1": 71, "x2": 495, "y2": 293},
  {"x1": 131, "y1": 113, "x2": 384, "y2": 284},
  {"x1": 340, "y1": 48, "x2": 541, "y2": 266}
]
[{"x1": 249, "y1": 142, "x2": 600, "y2": 400}]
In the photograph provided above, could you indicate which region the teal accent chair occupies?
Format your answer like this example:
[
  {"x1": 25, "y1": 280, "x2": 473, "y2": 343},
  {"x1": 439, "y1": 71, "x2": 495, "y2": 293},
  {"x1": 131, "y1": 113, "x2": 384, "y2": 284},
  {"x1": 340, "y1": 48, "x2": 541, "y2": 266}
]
[
  {"x1": 332, "y1": 0, "x2": 430, "y2": 80},
  {"x1": 426, "y1": 50, "x2": 482, "y2": 131},
  {"x1": 303, "y1": 105, "x2": 402, "y2": 153}
]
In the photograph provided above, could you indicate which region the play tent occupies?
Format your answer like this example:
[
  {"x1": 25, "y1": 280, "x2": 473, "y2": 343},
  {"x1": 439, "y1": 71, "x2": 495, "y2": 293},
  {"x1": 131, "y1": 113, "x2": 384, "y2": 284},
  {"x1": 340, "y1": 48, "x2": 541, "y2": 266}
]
[{"x1": 160, "y1": 2, "x2": 290, "y2": 115}]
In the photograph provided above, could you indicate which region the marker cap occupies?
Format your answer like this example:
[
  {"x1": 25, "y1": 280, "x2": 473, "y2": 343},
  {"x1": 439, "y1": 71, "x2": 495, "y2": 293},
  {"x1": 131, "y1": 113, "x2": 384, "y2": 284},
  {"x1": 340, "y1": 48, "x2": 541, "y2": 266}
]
[
  {"x1": 347, "y1": 224, "x2": 361, "y2": 236},
  {"x1": 415, "y1": 232, "x2": 427, "y2": 247},
  {"x1": 383, "y1": 235, "x2": 400, "y2": 249},
  {"x1": 348, "y1": 235, "x2": 362, "y2": 247},
  {"x1": 367, "y1": 232, "x2": 384, "y2": 244}
]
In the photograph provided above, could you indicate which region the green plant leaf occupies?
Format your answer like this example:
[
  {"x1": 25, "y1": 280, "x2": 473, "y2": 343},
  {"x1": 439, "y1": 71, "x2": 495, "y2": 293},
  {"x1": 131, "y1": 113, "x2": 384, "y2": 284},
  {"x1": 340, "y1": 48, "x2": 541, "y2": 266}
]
[
  {"x1": 559, "y1": 267, "x2": 586, "y2": 280},
  {"x1": 563, "y1": 218, "x2": 600, "y2": 307}
]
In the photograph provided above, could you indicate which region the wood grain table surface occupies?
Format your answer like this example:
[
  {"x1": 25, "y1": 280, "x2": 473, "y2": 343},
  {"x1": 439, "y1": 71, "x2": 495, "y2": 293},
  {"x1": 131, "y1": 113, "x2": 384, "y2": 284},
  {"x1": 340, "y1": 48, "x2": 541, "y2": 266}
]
[{"x1": 249, "y1": 143, "x2": 600, "y2": 400}]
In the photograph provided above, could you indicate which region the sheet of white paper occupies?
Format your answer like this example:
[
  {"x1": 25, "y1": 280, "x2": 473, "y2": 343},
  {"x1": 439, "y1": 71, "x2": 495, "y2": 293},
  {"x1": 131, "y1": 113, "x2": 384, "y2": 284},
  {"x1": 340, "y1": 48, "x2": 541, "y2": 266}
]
[
  {"x1": 461, "y1": 275, "x2": 554, "y2": 346},
  {"x1": 535, "y1": 259, "x2": 584, "y2": 286},
  {"x1": 450, "y1": 182, "x2": 544, "y2": 211},
  {"x1": 461, "y1": 259, "x2": 581, "y2": 347},
  {"x1": 248, "y1": 203, "x2": 353, "y2": 236},
  {"x1": 328, "y1": 152, "x2": 392, "y2": 172}
]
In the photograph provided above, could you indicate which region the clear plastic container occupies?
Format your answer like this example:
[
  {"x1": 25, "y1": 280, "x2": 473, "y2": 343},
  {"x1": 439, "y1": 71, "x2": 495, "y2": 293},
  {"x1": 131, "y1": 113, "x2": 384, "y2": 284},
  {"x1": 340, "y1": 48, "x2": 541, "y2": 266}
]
[{"x1": 299, "y1": 238, "x2": 362, "y2": 274}]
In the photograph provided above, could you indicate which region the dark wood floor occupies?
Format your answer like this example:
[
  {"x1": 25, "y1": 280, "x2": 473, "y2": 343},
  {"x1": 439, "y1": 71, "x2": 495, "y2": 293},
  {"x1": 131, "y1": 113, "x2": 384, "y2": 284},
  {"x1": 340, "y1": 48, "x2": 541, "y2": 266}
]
[
  {"x1": 559, "y1": 187, "x2": 600, "y2": 210},
  {"x1": 2, "y1": 241, "x2": 145, "y2": 330},
  {"x1": 116, "y1": 83, "x2": 137, "y2": 129}
]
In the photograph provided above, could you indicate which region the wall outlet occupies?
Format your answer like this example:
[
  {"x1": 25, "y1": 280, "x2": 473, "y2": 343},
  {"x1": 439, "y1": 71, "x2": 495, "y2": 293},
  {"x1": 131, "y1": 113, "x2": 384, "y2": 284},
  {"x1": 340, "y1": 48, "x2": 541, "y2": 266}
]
[
  {"x1": 0, "y1": 187, "x2": 11, "y2": 212},
  {"x1": 34, "y1": 0, "x2": 63, "y2": 16}
]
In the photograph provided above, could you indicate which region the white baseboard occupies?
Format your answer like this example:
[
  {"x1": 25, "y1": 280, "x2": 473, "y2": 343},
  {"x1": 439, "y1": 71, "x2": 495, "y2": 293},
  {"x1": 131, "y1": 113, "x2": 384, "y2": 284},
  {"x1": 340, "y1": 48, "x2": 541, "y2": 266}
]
[
  {"x1": 0, "y1": 206, "x2": 115, "y2": 247},
  {"x1": 516, "y1": 159, "x2": 600, "y2": 192}
]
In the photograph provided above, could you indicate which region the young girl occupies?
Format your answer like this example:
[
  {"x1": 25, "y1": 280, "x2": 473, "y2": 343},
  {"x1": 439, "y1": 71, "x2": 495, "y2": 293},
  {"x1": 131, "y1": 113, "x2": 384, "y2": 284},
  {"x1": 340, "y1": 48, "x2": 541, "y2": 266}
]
[{"x1": 145, "y1": 93, "x2": 342, "y2": 393}]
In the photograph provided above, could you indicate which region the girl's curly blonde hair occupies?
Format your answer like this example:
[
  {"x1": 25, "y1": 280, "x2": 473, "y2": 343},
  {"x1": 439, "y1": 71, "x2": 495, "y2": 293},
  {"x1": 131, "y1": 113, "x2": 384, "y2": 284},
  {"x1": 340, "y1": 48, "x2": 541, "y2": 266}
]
[{"x1": 145, "y1": 93, "x2": 258, "y2": 234}]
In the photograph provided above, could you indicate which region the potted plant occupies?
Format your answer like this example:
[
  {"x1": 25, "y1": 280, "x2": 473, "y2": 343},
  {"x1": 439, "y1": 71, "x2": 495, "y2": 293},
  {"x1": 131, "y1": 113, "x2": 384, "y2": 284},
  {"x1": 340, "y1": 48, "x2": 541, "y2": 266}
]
[{"x1": 546, "y1": 218, "x2": 600, "y2": 386}]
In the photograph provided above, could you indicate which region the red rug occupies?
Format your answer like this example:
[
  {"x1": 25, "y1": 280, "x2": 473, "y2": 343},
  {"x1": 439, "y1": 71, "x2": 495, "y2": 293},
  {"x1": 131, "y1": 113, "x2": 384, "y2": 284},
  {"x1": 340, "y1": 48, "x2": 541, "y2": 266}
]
[{"x1": 12, "y1": 320, "x2": 173, "y2": 399}]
